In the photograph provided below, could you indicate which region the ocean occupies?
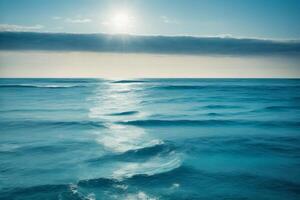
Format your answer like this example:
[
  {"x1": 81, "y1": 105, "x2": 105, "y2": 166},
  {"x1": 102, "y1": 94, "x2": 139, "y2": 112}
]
[{"x1": 0, "y1": 78, "x2": 300, "y2": 200}]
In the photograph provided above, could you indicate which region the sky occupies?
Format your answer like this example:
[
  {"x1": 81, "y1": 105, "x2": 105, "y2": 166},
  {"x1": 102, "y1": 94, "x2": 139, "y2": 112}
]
[
  {"x1": 0, "y1": 0, "x2": 300, "y2": 78},
  {"x1": 1, "y1": 0, "x2": 300, "y2": 38}
]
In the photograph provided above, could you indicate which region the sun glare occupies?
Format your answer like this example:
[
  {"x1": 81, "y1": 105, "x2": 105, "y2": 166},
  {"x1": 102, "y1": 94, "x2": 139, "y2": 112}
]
[{"x1": 109, "y1": 10, "x2": 135, "y2": 34}]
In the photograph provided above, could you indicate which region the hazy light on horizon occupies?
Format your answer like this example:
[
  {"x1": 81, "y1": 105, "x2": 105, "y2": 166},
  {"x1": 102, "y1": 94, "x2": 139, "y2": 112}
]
[{"x1": 0, "y1": 51, "x2": 299, "y2": 78}]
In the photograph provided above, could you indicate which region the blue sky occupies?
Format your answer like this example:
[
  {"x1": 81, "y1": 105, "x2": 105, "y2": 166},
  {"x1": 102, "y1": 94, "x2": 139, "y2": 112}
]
[{"x1": 1, "y1": 0, "x2": 300, "y2": 39}]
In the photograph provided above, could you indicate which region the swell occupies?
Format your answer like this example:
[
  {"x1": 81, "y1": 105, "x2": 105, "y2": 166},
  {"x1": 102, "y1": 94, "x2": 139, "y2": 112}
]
[
  {"x1": 202, "y1": 105, "x2": 243, "y2": 109},
  {"x1": 49, "y1": 79, "x2": 99, "y2": 83},
  {"x1": 121, "y1": 165, "x2": 300, "y2": 194},
  {"x1": 112, "y1": 80, "x2": 146, "y2": 83},
  {"x1": 2, "y1": 165, "x2": 300, "y2": 199},
  {"x1": 0, "y1": 84, "x2": 85, "y2": 89},
  {"x1": 260, "y1": 105, "x2": 300, "y2": 112},
  {"x1": 0, "y1": 184, "x2": 69, "y2": 199},
  {"x1": 120, "y1": 119, "x2": 300, "y2": 128},
  {"x1": 153, "y1": 85, "x2": 206, "y2": 90},
  {"x1": 0, "y1": 108, "x2": 87, "y2": 113},
  {"x1": 0, "y1": 183, "x2": 100, "y2": 200},
  {"x1": 152, "y1": 84, "x2": 300, "y2": 91},
  {"x1": 241, "y1": 106, "x2": 300, "y2": 114},
  {"x1": 13, "y1": 141, "x2": 94, "y2": 154},
  {"x1": 87, "y1": 142, "x2": 175, "y2": 163},
  {"x1": 109, "y1": 111, "x2": 139, "y2": 116},
  {"x1": 1, "y1": 155, "x2": 182, "y2": 196},
  {"x1": 0, "y1": 120, "x2": 105, "y2": 129},
  {"x1": 0, "y1": 178, "x2": 118, "y2": 200},
  {"x1": 182, "y1": 136, "x2": 300, "y2": 157}
]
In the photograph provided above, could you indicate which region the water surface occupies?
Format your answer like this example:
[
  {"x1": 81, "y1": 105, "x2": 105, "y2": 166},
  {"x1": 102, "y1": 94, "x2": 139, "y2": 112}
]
[{"x1": 0, "y1": 78, "x2": 300, "y2": 200}]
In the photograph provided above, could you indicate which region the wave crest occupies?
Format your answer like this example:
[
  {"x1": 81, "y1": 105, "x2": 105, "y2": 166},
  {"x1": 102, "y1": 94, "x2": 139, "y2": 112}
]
[
  {"x1": 120, "y1": 119, "x2": 300, "y2": 128},
  {"x1": 112, "y1": 152, "x2": 182, "y2": 180},
  {"x1": 0, "y1": 84, "x2": 84, "y2": 89}
]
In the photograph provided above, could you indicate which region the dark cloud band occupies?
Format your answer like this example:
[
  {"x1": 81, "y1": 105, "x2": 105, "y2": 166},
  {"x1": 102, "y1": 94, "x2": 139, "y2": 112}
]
[{"x1": 0, "y1": 32, "x2": 299, "y2": 56}]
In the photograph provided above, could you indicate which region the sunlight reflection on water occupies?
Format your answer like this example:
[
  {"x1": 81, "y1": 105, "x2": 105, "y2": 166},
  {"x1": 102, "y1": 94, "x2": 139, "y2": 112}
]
[{"x1": 88, "y1": 81, "x2": 181, "y2": 182}]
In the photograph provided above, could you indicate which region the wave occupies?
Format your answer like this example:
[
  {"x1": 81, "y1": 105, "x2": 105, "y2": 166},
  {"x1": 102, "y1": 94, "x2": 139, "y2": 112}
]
[
  {"x1": 0, "y1": 183, "x2": 97, "y2": 200},
  {"x1": 122, "y1": 142, "x2": 174, "y2": 157},
  {"x1": 153, "y1": 85, "x2": 206, "y2": 90},
  {"x1": 16, "y1": 140, "x2": 94, "y2": 155},
  {"x1": 1, "y1": 178, "x2": 156, "y2": 200},
  {"x1": 262, "y1": 106, "x2": 300, "y2": 111},
  {"x1": 142, "y1": 97, "x2": 197, "y2": 105},
  {"x1": 202, "y1": 105, "x2": 243, "y2": 109},
  {"x1": 243, "y1": 105, "x2": 300, "y2": 114},
  {"x1": 112, "y1": 80, "x2": 146, "y2": 84},
  {"x1": 0, "y1": 144, "x2": 21, "y2": 153},
  {"x1": 77, "y1": 167, "x2": 189, "y2": 189},
  {"x1": 120, "y1": 119, "x2": 238, "y2": 127},
  {"x1": 182, "y1": 135, "x2": 300, "y2": 157},
  {"x1": 205, "y1": 112, "x2": 224, "y2": 117},
  {"x1": 95, "y1": 123, "x2": 164, "y2": 153},
  {"x1": 3, "y1": 166, "x2": 300, "y2": 200},
  {"x1": 97, "y1": 134, "x2": 163, "y2": 153},
  {"x1": 152, "y1": 84, "x2": 300, "y2": 91},
  {"x1": 112, "y1": 152, "x2": 182, "y2": 180},
  {"x1": 84, "y1": 152, "x2": 182, "y2": 185},
  {"x1": 0, "y1": 120, "x2": 105, "y2": 129},
  {"x1": 78, "y1": 177, "x2": 119, "y2": 188},
  {"x1": 120, "y1": 119, "x2": 300, "y2": 128},
  {"x1": 109, "y1": 111, "x2": 139, "y2": 116},
  {"x1": 119, "y1": 166, "x2": 300, "y2": 196},
  {"x1": 87, "y1": 142, "x2": 174, "y2": 163},
  {"x1": 50, "y1": 79, "x2": 99, "y2": 83},
  {"x1": 123, "y1": 191, "x2": 158, "y2": 200},
  {"x1": 0, "y1": 108, "x2": 87, "y2": 113},
  {"x1": 0, "y1": 84, "x2": 85, "y2": 89}
]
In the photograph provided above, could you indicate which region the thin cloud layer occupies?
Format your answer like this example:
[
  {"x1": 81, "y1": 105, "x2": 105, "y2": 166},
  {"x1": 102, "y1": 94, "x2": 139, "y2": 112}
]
[
  {"x1": 0, "y1": 25, "x2": 44, "y2": 32},
  {"x1": 0, "y1": 32, "x2": 299, "y2": 56},
  {"x1": 65, "y1": 18, "x2": 92, "y2": 23}
]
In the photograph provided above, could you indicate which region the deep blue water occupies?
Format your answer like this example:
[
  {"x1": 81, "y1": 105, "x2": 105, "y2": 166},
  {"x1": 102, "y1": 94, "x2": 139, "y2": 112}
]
[{"x1": 0, "y1": 78, "x2": 300, "y2": 200}]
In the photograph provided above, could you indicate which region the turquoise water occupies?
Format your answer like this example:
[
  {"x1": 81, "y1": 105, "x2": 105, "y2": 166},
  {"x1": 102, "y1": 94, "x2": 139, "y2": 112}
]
[{"x1": 0, "y1": 78, "x2": 300, "y2": 200}]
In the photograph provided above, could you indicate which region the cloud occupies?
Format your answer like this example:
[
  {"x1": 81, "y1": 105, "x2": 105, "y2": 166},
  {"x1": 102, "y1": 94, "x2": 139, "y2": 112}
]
[
  {"x1": 0, "y1": 32, "x2": 299, "y2": 56},
  {"x1": 0, "y1": 24, "x2": 44, "y2": 32},
  {"x1": 101, "y1": 21, "x2": 110, "y2": 26},
  {"x1": 161, "y1": 16, "x2": 179, "y2": 24},
  {"x1": 52, "y1": 16, "x2": 62, "y2": 20},
  {"x1": 65, "y1": 18, "x2": 91, "y2": 23},
  {"x1": 52, "y1": 16, "x2": 91, "y2": 23}
]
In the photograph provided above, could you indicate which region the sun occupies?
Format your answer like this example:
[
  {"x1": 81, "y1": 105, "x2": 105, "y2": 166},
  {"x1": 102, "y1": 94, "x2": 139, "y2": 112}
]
[
  {"x1": 109, "y1": 10, "x2": 135, "y2": 34},
  {"x1": 112, "y1": 13, "x2": 131, "y2": 31}
]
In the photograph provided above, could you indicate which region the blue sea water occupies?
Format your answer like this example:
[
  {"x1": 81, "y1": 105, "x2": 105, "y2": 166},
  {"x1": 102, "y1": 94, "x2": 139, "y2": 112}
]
[{"x1": 0, "y1": 78, "x2": 300, "y2": 200}]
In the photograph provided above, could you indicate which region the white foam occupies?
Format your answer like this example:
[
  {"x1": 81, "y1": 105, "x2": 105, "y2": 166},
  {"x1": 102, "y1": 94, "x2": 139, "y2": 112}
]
[
  {"x1": 171, "y1": 183, "x2": 180, "y2": 189},
  {"x1": 113, "y1": 183, "x2": 128, "y2": 190},
  {"x1": 18, "y1": 84, "x2": 79, "y2": 88},
  {"x1": 125, "y1": 191, "x2": 157, "y2": 200},
  {"x1": 86, "y1": 193, "x2": 96, "y2": 200},
  {"x1": 69, "y1": 184, "x2": 96, "y2": 200},
  {"x1": 113, "y1": 151, "x2": 181, "y2": 180},
  {"x1": 69, "y1": 184, "x2": 78, "y2": 194}
]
